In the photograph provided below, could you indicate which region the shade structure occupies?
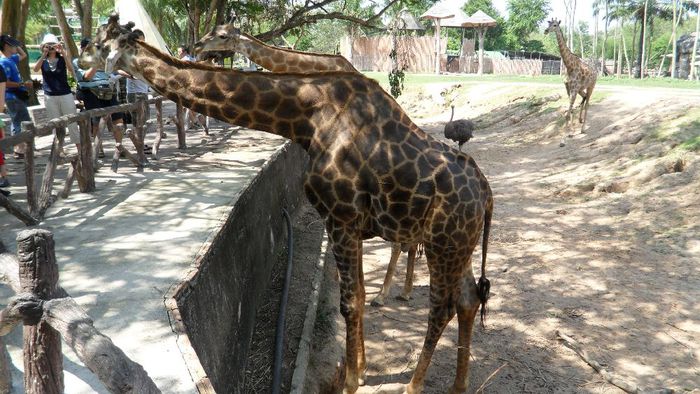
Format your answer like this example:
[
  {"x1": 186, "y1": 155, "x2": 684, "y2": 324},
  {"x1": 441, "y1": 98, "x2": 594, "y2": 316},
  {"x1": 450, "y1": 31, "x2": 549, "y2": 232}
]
[
  {"x1": 116, "y1": 0, "x2": 171, "y2": 54},
  {"x1": 394, "y1": 11, "x2": 425, "y2": 31},
  {"x1": 421, "y1": 1, "x2": 458, "y2": 74},
  {"x1": 462, "y1": 10, "x2": 497, "y2": 75},
  {"x1": 440, "y1": 9, "x2": 470, "y2": 28}
]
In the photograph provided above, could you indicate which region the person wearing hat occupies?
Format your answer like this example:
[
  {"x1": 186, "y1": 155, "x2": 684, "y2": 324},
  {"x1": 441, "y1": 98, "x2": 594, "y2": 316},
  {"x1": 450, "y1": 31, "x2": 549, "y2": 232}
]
[
  {"x1": 74, "y1": 37, "x2": 125, "y2": 157},
  {"x1": 0, "y1": 34, "x2": 32, "y2": 159},
  {"x1": 33, "y1": 33, "x2": 79, "y2": 151}
]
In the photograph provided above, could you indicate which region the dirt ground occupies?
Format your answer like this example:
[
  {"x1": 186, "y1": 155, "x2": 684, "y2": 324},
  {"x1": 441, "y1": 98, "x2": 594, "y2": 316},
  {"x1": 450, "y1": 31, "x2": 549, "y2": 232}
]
[{"x1": 303, "y1": 80, "x2": 700, "y2": 393}]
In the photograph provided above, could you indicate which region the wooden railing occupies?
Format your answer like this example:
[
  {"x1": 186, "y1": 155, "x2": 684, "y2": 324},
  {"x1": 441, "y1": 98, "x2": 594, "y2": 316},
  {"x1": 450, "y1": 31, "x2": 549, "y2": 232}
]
[
  {"x1": 0, "y1": 230, "x2": 161, "y2": 393},
  {"x1": 0, "y1": 96, "x2": 193, "y2": 226}
]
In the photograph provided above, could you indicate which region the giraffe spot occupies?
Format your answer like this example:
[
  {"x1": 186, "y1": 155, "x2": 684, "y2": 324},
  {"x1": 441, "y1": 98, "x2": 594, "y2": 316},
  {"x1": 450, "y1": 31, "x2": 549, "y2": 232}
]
[
  {"x1": 350, "y1": 78, "x2": 368, "y2": 93},
  {"x1": 205, "y1": 83, "x2": 226, "y2": 103},
  {"x1": 271, "y1": 52, "x2": 285, "y2": 64},
  {"x1": 274, "y1": 121, "x2": 293, "y2": 139},
  {"x1": 368, "y1": 144, "x2": 390, "y2": 173},
  {"x1": 335, "y1": 145, "x2": 362, "y2": 174},
  {"x1": 259, "y1": 92, "x2": 281, "y2": 111},
  {"x1": 399, "y1": 217, "x2": 416, "y2": 230},
  {"x1": 233, "y1": 82, "x2": 257, "y2": 109},
  {"x1": 392, "y1": 107, "x2": 403, "y2": 121},
  {"x1": 180, "y1": 98, "x2": 193, "y2": 109},
  {"x1": 410, "y1": 195, "x2": 431, "y2": 218},
  {"x1": 333, "y1": 179, "x2": 355, "y2": 203},
  {"x1": 168, "y1": 78, "x2": 183, "y2": 91},
  {"x1": 235, "y1": 113, "x2": 252, "y2": 127},
  {"x1": 401, "y1": 143, "x2": 419, "y2": 161},
  {"x1": 381, "y1": 121, "x2": 407, "y2": 145},
  {"x1": 332, "y1": 80, "x2": 351, "y2": 104},
  {"x1": 435, "y1": 167, "x2": 453, "y2": 195},
  {"x1": 348, "y1": 99, "x2": 374, "y2": 126},
  {"x1": 192, "y1": 102, "x2": 208, "y2": 116},
  {"x1": 332, "y1": 203, "x2": 357, "y2": 222},
  {"x1": 142, "y1": 69, "x2": 156, "y2": 81},
  {"x1": 380, "y1": 177, "x2": 396, "y2": 194},
  {"x1": 321, "y1": 166, "x2": 339, "y2": 181},
  {"x1": 292, "y1": 119, "x2": 315, "y2": 141},
  {"x1": 389, "y1": 144, "x2": 405, "y2": 168},
  {"x1": 252, "y1": 111, "x2": 274, "y2": 127},
  {"x1": 222, "y1": 104, "x2": 239, "y2": 118},
  {"x1": 395, "y1": 162, "x2": 418, "y2": 190},
  {"x1": 278, "y1": 79, "x2": 299, "y2": 96},
  {"x1": 356, "y1": 166, "x2": 379, "y2": 195},
  {"x1": 389, "y1": 187, "x2": 412, "y2": 203},
  {"x1": 416, "y1": 155, "x2": 434, "y2": 179},
  {"x1": 174, "y1": 73, "x2": 189, "y2": 88},
  {"x1": 388, "y1": 202, "x2": 409, "y2": 220},
  {"x1": 415, "y1": 180, "x2": 435, "y2": 197},
  {"x1": 378, "y1": 214, "x2": 398, "y2": 230},
  {"x1": 275, "y1": 98, "x2": 301, "y2": 119}
]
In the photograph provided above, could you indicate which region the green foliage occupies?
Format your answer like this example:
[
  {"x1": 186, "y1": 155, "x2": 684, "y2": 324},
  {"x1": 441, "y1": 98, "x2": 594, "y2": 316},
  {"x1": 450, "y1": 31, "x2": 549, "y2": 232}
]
[
  {"x1": 388, "y1": 48, "x2": 405, "y2": 98},
  {"x1": 505, "y1": 0, "x2": 551, "y2": 50},
  {"x1": 463, "y1": 0, "x2": 509, "y2": 50}
]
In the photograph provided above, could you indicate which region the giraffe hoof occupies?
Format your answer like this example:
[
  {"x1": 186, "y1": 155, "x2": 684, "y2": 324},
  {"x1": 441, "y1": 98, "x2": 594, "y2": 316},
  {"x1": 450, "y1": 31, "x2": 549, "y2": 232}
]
[
  {"x1": 370, "y1": 297, "x2": 385, "y2": 307},
  {"x1": 396, "y1": 294, "x2": 411, "y2": 301}
]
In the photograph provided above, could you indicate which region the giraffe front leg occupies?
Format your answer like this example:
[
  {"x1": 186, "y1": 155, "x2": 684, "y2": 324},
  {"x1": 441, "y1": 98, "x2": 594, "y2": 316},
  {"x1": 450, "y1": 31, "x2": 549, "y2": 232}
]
[
  {"x1": 327, "y1": 222, "x2": 365, "y2": 393},
  {"x1": 561, "y1": 91, "x2": 577, "y2": 147},
  {"x1": 371, "y1": 242, "x2": 402, "y2": 307}
]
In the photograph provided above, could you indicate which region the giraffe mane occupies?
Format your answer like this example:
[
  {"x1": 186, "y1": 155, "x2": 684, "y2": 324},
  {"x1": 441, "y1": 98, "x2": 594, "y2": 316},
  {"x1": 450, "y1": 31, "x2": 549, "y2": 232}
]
[{"x1": 241, "y1": 32, "x2": 349, "y2": 60}]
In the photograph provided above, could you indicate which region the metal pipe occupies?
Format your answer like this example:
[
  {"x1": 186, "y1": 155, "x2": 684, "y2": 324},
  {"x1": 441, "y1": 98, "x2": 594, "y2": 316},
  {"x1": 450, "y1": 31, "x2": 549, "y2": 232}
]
[{"x1": 271, "y1": 208, "x2": 293, "y2": 394}]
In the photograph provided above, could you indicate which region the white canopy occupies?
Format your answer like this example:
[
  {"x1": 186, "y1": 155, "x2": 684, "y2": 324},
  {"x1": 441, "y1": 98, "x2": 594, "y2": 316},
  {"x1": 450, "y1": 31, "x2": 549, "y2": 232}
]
[{"x1": 116, "y1": 0, "x2": 171, "y2": 54}]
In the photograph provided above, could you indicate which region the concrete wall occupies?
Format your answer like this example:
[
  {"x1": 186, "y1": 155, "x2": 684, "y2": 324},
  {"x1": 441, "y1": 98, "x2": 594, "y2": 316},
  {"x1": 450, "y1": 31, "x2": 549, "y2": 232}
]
[{"x1": 173, "y1": 141, "x2": 309, "y2": 392}]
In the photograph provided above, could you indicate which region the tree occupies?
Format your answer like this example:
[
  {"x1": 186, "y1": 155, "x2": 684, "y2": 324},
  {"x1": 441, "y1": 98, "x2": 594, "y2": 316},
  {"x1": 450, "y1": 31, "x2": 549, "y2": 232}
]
[
  {"x1": 506, "y1": 0, "x2": 551, "y2": 50},
  {"x1": 463, "y1": 0, "x2": 508, "y2": 50}
]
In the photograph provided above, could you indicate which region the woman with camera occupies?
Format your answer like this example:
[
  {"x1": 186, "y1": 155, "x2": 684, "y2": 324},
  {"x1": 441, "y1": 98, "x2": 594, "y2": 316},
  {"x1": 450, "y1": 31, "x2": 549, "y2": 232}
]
[
  {"x1": 0, "y1": 34, "x2": 31, "y2": 159},
  {"x1": 33, "y1": 33, "x2": 79, "y2": 150}
]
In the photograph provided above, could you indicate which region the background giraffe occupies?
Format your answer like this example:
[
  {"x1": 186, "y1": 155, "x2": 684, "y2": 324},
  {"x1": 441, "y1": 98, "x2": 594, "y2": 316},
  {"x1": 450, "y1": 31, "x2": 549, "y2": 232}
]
[
  {"x1": 545, "y1": 18, "x2": 596, "y2": 146},
  {"x1": 82, "y1": 16, "x2": 494, "y2": 394},
  {"x1": 194, "y1": 22, "x2": 419, "y2": 306},
  {"x1": 193, "y1": 22, "x2": 357, "y2": 73}
]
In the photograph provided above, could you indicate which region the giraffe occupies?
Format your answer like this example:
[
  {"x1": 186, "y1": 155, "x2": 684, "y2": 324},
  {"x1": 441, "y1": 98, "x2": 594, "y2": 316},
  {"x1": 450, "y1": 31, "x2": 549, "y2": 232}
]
[
  {"x1": 82, "y1": 16, "x2": 494, "y2": 394},
  {"x1": 194, "y1": 22, "x2": 419, "y2": 307},
  {"x1": 193, "y1": 22, "x2": 358, "y2": 73},
  {"x1": 544, "y1": 18, "x2": 596, "y2": 146}
]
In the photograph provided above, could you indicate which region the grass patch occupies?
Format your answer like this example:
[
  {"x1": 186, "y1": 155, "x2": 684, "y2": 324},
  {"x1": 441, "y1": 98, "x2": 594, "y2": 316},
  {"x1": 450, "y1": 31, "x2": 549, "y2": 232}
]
[
  {"x1": 679, "y1": 134, "x2": 700, "y2": 152},
  {"x1": 650, "y1": 108, "x2": 700, "y2": 149}
]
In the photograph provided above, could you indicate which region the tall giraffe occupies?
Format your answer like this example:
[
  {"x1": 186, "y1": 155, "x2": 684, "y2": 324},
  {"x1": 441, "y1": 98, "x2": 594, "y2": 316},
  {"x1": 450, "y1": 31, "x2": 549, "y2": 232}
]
[
  {"x1": 193, "y1": 23, "x2": 357, "y2": 73},
  {"x1": 82, "y1": 16, "x2": 494, "y2": 394},
  {"x1": 194, "y1": 21, "x2": 418, "y2": 307},
  {"x1": 544, "y1": 18, "x2": 596, "y2": 146}
]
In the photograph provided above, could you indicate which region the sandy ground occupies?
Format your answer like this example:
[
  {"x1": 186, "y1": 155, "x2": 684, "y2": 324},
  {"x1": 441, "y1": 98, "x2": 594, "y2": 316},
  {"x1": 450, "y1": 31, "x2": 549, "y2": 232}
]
[{"x1": 306, "y1": 81, "x2": 700, "y2": 393}]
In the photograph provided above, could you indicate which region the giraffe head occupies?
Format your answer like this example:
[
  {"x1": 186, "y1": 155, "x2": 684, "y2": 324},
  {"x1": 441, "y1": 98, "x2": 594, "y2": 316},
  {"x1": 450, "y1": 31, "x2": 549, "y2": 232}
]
[
  {"x1": 193, "y1": 23, "x2": 244, "y2": 59},
  {"x1": 544, "y1": 18, "x2": 561, "y2": 35},
  {"x1": 78, "y1": 13, "x2": 134, "y2": 71}
]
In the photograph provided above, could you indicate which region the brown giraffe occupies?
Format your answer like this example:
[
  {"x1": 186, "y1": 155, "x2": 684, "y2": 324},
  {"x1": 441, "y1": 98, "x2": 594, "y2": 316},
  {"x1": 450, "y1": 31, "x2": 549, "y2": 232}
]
[
  {"x1": 82, "y1": 16, "x2": 494, "y2": 393},
  {"x1": 544, "y1": 18, "x2": 596, "y2": 146},
  {"x1": 194, "y1": 21, "x2": 419, "y2": 307},
  {"x1": 192, "y1": 22, "x2": 358, "y2": 73}
]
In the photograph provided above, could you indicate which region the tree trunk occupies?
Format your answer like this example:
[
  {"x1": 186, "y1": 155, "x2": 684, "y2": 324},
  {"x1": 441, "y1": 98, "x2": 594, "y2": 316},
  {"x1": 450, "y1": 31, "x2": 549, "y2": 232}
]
[
  {"x1": 692, "y1": 2, "x2": 700, "y2": 80},
  {"x1": 50, "y1": 0, "x2": 80, "y2": 59},
  {"x1": 602, "y1": 0, "x2": 609, "y2": 75},
  {"x1": 637, "y1": 0, "x2": 649, "y2": 78},
  {"x1": 671, "y1": 0, "x2": 678, "y2": 78}
]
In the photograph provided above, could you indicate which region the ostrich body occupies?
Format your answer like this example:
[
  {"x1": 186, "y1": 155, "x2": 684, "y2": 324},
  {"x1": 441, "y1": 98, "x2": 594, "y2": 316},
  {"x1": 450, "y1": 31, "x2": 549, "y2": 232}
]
[{"x1": 444, "y1": 105, "x2": 474, "y2": 151}]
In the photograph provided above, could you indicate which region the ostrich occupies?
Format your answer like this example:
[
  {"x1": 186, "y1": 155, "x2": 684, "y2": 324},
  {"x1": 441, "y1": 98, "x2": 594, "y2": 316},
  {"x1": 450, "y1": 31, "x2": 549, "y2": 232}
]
[{"x1": 443, "y1": 105, "x2": 474, "y2": 151}]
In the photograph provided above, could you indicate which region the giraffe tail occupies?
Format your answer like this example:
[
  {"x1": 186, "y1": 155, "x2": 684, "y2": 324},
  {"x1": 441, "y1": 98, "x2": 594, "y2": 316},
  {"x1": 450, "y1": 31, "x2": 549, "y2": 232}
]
[{"x1": 477, "y1": 195, "x2": 493, "y2": 328}]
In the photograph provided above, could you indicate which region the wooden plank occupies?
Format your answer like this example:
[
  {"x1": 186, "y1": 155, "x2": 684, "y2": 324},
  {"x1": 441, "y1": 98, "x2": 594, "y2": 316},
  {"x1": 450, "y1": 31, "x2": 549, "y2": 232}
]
[
  {"x1": 60, "y1": 159, "x2": 77, "y2": 200},
  {"x1": 37, "y1": 132, "x2": 62, "y2": 220},
  {"x1": 17, "y1": 229, "x2": 64, "y2": 394},
  {"x1": 77, "y1": 118, "x2": 95, "y2": 193},
  {"x1": 22, "y1": 123, "x2": 38, "y2": 217}
]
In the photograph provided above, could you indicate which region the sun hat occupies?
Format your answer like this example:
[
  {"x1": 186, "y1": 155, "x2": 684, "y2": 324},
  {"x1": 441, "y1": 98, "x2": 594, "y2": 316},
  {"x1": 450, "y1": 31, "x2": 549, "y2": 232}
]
[
  {"x1": 41, "y1": 33, "x2": 59, "y2": 46},
  {"x1": 0, "y1": 34, "x2": 22, "y2": 48}
]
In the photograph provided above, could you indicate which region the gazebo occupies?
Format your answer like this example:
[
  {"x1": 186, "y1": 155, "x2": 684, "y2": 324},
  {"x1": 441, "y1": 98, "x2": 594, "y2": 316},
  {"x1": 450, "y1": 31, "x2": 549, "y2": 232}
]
[
  {"x1": 462, "y1": 10, "x2": 497, "y2": 75},
  {"x1": 420, "y1": 2, "x2": 456, "y2": 74}
]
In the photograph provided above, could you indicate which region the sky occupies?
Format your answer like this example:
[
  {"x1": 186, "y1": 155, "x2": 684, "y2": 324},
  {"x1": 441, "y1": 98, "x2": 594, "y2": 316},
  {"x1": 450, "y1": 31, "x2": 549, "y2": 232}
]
[{"x1": 491, "y1": 0, "x2": 595, "y2": 25}]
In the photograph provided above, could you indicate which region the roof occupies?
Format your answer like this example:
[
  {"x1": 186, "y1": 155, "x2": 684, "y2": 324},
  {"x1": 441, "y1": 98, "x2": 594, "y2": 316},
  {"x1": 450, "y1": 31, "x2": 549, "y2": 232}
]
[
  {"x1": 462, "y1": 10, "x2": 497, "y2": 28},
  {"x1": 440, "y1": 9, "x2": 471, "y2": 28},
  {"x1": 394, "y1": 12, "x2": 425, "y2": 30},
  {"x1": 420, "y1": 0, "x2": 459, "y2": 19}
]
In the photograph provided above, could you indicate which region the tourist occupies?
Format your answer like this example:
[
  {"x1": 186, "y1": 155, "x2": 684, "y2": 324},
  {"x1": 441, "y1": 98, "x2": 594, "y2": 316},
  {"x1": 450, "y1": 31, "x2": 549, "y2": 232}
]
[
  {"x1": 0, "y1": 66, "x2": 9, "y2": 193},
  {"x1": 74, "y1": 38, "x2": 125, "y2": 157},
  {"x1": 0, "y1": 34, "x2": 32, "y2": 160},
  {"x1": 177, "y1": 45, "x2": 206, "y2": 129},
  {"x1": 33, "y1": 33, "x2": 79, "y2": 150},
  {"x1": 117, "y1": 30, "x2": 152, "y2": 153}
]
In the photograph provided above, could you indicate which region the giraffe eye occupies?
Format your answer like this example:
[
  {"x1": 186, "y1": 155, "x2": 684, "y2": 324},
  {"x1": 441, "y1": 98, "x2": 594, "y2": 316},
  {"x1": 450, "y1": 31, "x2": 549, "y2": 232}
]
[{"x1": 218, "y1": 34, "x2": 228, "y2": 39}]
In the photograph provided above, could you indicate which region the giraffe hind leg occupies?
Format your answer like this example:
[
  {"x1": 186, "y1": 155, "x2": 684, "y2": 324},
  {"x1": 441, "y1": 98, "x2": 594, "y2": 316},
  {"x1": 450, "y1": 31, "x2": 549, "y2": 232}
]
[
  {"x1": 371, "y1": 242, "x2": 402, "y2": 306},
  {"x1": 397, "y1": 243, "x2": 417, "y2": 301},
  {"x1": 450, "y1": 267, "x2": 481, "y2": 393}
]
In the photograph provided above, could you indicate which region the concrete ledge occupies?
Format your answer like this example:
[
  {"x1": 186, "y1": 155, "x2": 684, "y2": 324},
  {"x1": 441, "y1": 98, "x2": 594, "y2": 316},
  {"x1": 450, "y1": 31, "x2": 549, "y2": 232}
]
[{"x1": 166, "y1": 141, "x2": 309, "y2": 392}]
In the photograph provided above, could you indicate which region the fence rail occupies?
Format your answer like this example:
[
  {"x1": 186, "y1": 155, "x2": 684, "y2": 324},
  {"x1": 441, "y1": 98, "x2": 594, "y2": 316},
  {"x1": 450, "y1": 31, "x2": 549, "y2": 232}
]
[
  {"x1": 0, "y1": 230, "x2": 160, "y2": 393},
  {"x1": 0, "y1": 96, "x2": 194, "y2": 226}
]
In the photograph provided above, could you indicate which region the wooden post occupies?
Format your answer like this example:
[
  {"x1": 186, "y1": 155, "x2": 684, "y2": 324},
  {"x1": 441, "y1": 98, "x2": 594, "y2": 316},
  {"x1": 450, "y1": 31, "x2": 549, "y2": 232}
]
[
  {"x1": 176, "y1": 102, "x2": 186, "y2": 150},
  {"x1": 153, "y1": 99, "x2": 164, "y2": 159},
  {"x1": 77, "y1": 118, "x2": 95, "y2": 193},
  {"x1": 37, "y1": 132, "x2": 62, "y2": 219},
  {"x1": 133, "y1": 101, "x2": 147, "y2": 166},
  {"x1": 22, "y1": 122, "x2": 38, "y2": 216},
  {"x1": 60, "y1": 159, "x2": 77, "y2": 199},
  {"x1": 477, "y1": 27, "x2": 486, "y2": 76},
  {"x1": 16, "y1": 229, "x2": 63, "y2": 394},
  {"x1": 434, "y1": 19, "x2": 442, "y2": 74},
  {"x1": 0, "y1": 193, "x2": 38, "y2": 226}
]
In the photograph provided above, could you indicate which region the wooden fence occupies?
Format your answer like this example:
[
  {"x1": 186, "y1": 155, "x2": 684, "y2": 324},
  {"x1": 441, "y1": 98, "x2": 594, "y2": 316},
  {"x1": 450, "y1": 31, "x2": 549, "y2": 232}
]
[
  {"x1": 347, "y1": 35, "x2": 549, "y2": 76},
  {"x1": 0, "y1": 97, "x2": 198, "y2": 226},
  {"x1": 0, "y1": 229, "x2": 161, "y2": 393}
]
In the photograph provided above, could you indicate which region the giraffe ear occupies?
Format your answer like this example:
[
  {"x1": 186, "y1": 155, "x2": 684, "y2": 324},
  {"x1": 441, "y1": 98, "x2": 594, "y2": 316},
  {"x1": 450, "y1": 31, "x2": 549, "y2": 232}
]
[{"x1": 108, "y1": 13, "x2": 120, "y2": 26}]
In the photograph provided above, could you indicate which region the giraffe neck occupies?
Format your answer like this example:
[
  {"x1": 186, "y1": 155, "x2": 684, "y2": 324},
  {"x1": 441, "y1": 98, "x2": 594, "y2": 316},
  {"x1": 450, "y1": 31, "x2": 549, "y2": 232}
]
[
  {"x1": 554, "y1": 27, "x2": 578, "y2": 71},
  {"x1": 125, "y1": 41, "x2": 327, "y2": 148},
  {"x1": 238, "y1": 33, "x2": 353, "y2": 73}
]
